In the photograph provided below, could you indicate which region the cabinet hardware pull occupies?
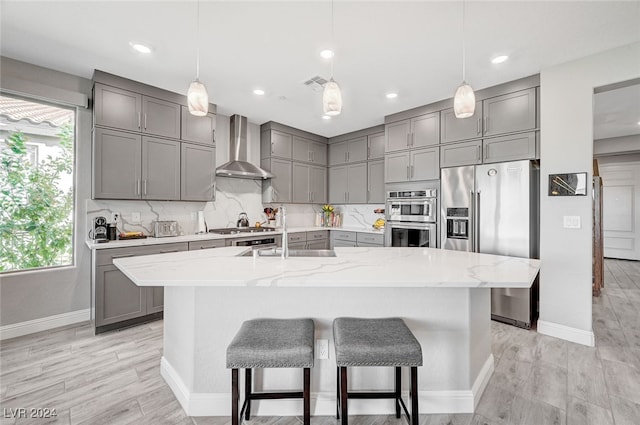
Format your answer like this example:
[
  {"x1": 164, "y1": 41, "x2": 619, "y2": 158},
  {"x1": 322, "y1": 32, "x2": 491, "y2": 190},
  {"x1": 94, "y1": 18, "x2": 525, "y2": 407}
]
[
  {"x1": 112, "y1": 254, "x2": 135, "y2": 259},
  {"x1": 411, "y1": 133, "x2": 415, "y2": 146},
  {"x1": 143, "y1": 180, "x2": 148, "y2": 196},
  {"x1": 271, "y1": 142, "x2": 274, "y2": 154},
  {"x1": 144, "y1": 113, "x2": 147, "y2": 130},
  {"x1": 344, "y1": 151, "x2": 348, "y2": 162},
  {"x1": 411, "y1": 165, "x2": 414, "y2": 178},
  {"x1": 476, "y1": 146, "x2": 481, "y2": 160},
  {"x1": 347, "y1": 151, "x2": 350, "y2": 162},
  {"x1": 367, "y1": 146, "x2": 371, "y2": 158},
  {"x1": 160, "y1": 250, "x2": 179, "y2": 254},
  {"x1": 406, "y1": 133, "x2": 410, "y2": 147},
  {"x1": 477, "y1": 118, "x2": 481, "y2": 135},
  {"x1": 484, "y1": 117, "x2": 488, "y2": 134},
  {"x1": 485, "y1": 145, "x2": 489, "y2": 159},
  {"x1": 406, "y1": 165, "x2": 410, "y2": 179},
  {"x1": 138, "y1": 112, "x2": 141, "y2": 129},
  {"x1": 136, "y1": 179, "x2": 140, "y2": 196}
]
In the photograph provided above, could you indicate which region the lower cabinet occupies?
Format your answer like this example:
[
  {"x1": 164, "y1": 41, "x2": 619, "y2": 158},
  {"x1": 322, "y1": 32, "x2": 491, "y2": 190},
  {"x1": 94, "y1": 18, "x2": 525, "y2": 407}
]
[
  {"x1": 287, "y1": 231, "x2": 329, "y2": 249},
  {"x1": 331, "y1": 230, "x2": 384, "y2": 248},
  {"x1": 94, "y1": 242, "x2": 188, "y2": 332}
]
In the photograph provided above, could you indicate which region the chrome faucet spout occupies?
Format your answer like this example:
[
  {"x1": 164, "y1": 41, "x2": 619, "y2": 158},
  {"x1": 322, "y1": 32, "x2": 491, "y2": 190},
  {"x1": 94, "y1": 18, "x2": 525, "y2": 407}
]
[{"x1": 281, "y1": 205, "x2": 288, "y2": 259}]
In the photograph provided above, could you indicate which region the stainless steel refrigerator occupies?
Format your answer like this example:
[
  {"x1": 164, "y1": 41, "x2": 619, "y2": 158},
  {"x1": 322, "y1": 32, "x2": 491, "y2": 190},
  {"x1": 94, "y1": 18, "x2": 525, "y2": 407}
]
[{"x1": 441, "y1": 160, "x2": 539, "y2": 328}]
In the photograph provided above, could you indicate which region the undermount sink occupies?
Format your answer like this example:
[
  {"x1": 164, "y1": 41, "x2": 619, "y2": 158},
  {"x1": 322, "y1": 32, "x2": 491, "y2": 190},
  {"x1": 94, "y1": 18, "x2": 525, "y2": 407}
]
[{"x1": 253, "y1": 248, "x2": 337, "y2": 258}]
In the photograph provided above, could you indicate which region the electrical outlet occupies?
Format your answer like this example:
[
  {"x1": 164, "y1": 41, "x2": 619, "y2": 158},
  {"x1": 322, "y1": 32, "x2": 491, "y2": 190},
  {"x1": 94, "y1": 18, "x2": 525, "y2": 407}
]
[
  {"x1": 131, "y1": 212, "x2": 141, "y2": 224},
  {"x1": 111, "y1": 212, "x2": 120, "y2": 223},
  {"x1": 316, "y1": 339, "x2": 329, "y2": 360},
  {"x1": 563, "y1": 215, "x2": 581, "y2": 229}
]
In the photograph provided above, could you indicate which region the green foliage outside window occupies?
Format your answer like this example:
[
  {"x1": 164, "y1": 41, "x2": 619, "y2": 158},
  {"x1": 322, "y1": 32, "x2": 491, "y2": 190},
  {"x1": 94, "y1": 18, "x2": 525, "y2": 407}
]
[{"x1": 0, "y1": 124, "x2": 74, "y2": 272}]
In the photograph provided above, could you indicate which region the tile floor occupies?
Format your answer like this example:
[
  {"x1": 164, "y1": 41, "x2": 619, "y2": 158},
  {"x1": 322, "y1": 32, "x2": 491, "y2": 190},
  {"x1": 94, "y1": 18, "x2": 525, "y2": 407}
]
[{"x1": 1, "y1": 259, "x2": 639, "y2": 425}]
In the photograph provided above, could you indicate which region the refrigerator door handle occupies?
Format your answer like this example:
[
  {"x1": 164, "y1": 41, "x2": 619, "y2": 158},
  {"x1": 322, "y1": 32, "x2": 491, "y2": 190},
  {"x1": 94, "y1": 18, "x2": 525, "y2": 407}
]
[
  {"x1": 470, "y1": 190, "x2": 475, "y2": 252},
  {"x1": 475, "y1": 190, "x2": 481, "y2": 252}
]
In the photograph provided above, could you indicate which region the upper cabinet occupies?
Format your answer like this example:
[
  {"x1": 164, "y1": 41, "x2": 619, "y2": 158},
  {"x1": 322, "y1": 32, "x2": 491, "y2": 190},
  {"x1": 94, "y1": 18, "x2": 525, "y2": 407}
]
[
  {"x1": 329, "y1": 136, "x2": 368, "y2": 165},
  {"x1": 293, "y1": 135, "x2": 327, "y2": 165},
  {"x1": 385, "y1": 112, "x2": 439, "y2": 153},
  {"x1": 181, "y1": 107, "x2": 216, "y2": 145},
  {"x1": 367, "y1": 132, "x2": 385, "y2": 160},
  {"x1": 483, "y1": 88, "x2": 536, "y2": 137},
  {"x1": 262, "y1": 129, "x2": 292, "y2": 159},
  {"x1": 181, "y1": 143, "x2": 216, "y2": 201},
  {"x1": 440, "y1": 102, "x2": 483, "y2": 144},
  {"x1": 94, "y1": 83, "x2": 181, "y2": 139}
]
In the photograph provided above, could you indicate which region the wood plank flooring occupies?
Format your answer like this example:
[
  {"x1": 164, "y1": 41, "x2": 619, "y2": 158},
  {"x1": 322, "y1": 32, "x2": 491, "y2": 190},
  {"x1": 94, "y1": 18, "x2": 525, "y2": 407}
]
[{"x1": 1, "y1": 259, "x2": 639, "y2": 425}]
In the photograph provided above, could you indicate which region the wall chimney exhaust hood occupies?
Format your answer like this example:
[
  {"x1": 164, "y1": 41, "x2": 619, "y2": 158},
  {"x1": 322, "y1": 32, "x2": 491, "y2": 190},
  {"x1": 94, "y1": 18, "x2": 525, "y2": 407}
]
[{"x1": 216, "y1": 115, "x2": 273, "y2": 180}]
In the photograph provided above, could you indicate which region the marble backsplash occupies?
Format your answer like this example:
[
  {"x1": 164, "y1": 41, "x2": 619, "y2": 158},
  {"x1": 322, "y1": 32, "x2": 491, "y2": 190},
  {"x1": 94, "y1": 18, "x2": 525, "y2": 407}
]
[{"x1": 86, "y1": 177, "x2": 384, "y2": 237}]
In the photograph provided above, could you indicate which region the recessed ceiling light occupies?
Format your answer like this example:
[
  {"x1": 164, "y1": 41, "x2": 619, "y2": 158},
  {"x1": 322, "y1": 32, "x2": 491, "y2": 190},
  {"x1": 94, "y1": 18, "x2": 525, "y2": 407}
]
[
  {"x1": 322, "y1": 115, "x2": 331, "y2": 120},
  {"x1": 637, "y1": 121, "x2": 640, "y2": 126},
  {"x1": 253, "y1": 89, "x2": 265, "y2": 96},
  {"x1": 320, "y1": 49, "x2": 334, "y2": 59},
  {"x1": 491, "y1": 55, "x2": 509, "y2": 64},
  {"x1": 129, "y1": 42, "x2": 152, "y2": 54},
  {"x1": 386, "y1": 92, "x2": 398, "y2": 99}
]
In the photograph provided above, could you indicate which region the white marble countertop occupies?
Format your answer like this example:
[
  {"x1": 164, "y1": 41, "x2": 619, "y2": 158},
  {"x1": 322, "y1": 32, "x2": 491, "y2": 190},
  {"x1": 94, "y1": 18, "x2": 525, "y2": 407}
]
[
  {"x1": 85, "y1": 226, "x2": 384, "y2": 250},
  {"x1": 113, "y1": 246, "x2": 540, "y2": 289}
]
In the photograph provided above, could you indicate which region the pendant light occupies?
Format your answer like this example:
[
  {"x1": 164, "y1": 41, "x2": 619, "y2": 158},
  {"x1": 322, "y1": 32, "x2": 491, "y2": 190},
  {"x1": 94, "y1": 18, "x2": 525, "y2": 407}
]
[
  {"x1": 454, "y1": 0, "x2": 475, "y2": 119},
  {"x1": 187, "y1": 0, "x2": 209, "y2": 116},
  {"x1": 323, "y1": 0, "x2": 342, "y2": 116}
]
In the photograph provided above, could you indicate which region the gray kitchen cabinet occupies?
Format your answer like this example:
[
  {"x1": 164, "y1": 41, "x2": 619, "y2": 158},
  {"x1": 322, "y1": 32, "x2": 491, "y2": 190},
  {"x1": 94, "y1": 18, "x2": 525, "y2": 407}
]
[
  {"x1": 307, "y1": 231, "x2": 329, "y2": 244},
  {"x1": 93, "y1": 128, "x2": 141, "y2": 199},
  {"x1": 147, "y1": 287, "x2": 165, "y2": 314},
  {"x1": 329, "y1": 137, "x2": 367, "y2": 165},
  {"x1": 261, "y1": 157, "x2": 292, "y2": 203},
  {"x1": 368, "y1": 132, "x2": 385, "y2": 159},
  {"x1": 385, "y1": 151, "x2": 410, "y2": 183},
  {"x1": 287, "y1": 232, "x2": 306, "y2": 244},
  {"x1": 141, "y1": 137, "x2": 181, "y2": 200},
  {"x1": 292, "y1": 163, "x2": 325, "y2": 203},
  {"x1": 329, "y1": 163, "x2": 367, "y2": 204},
  {"x1": 289, "y1": 241, "x2": 307, "y2": 250},
  {"x1": 356, "y1": 232, "x2": 384, "y2": 247},
  {"x1": 181, "y1": 143, "x2": 216, "y2": 201},
  {"x1": 262, "y1": 129, "x2": 292, "y2": 159},
  {"x1": 440, "y1": 140, "x2": 483, "y2": 168},
  {"x1": 483, "y1": 88, "x2": 536, "y2": 137},
  {"x1": 483, "y1": 132, "x2": 537, "y2": 163},
  {"x1": 309, "y1": 165, "x2": 327, "y2": 204},
  {"x1": 181, "y1": 107, "x2": 216, "y2": 145},
  {"x1": 411, "y1": 147, "x2": 440, "y2": 181},
  {"x1": 367, "y1": 160, "x2": 385, "y2": 203},
  {"x1": 331, "y1": 230, "x2": 357, "y2": 248},
  {"x1": 307, "y1": 239, "x2": 328, "y2": 250},
  {"x1": 293, "y1": 136, "x2": 327, "y2": 165},
  {"x1": 188, "y1": 239, "x2": 225, "y2": 250},
  {"x1": 385, "y1": 112, "x2": 439, "y2": 153},
  {"x1": 94, "y1": 83, "x2": 181, "y2": 139},
  {"x1": 440, "y1": 102, "x2": 483, "y2": 144}
]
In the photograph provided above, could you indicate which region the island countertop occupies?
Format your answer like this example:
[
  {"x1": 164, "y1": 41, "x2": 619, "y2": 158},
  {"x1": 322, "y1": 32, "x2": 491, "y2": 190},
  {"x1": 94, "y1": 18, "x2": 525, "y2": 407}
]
[{"x1": 113, "y1": 246, "x2": 540, "y2": 289}]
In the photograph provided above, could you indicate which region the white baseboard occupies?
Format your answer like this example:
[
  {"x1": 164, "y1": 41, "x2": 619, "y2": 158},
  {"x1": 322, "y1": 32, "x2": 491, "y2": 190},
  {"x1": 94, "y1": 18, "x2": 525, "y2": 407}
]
[
  {"x1": 161, "y1": 355, "x2": 494, "y2": 416},
  {"x1": 537, "y1": 320, "x2": 595, "y2": 347},
  {"x1": 0, "y1": 309, "x2": 90, "y2": 341}
]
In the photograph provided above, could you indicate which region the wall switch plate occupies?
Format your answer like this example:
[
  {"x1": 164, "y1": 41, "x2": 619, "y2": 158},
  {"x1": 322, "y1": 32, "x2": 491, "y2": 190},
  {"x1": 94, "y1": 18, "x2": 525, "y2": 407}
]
[
  {"x1": 111, "y1": 212, "x2": 119, "y2": 223},
  {"x1": 563, "y1": 215, "x2": 581, "y2": 229},
  {"x1": 131, "y1": 212, "x2": 141, "y2": 224},
  {"x1": 316, "y1": 339, "x2": 329, "y2": 360}
]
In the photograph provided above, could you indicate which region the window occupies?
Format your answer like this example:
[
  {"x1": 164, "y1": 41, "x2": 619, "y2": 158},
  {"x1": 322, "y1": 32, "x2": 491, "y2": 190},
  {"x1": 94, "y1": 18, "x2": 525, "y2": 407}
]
[{"x1": 0, "y1": 94, "x2": 76, "y2": 272}]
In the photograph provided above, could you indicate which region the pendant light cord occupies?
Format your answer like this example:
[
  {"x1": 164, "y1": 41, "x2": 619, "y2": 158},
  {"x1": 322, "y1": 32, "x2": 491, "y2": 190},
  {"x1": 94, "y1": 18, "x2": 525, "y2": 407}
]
[
  {"x1": 330, "y1": 0, "x2": 335, "y2": 78},
  {"x1": 461, "y1": 0, "x2": 466, "y2": 82},
  {"x1": 196, "y1": 0, "x2": 200, "y2": 80}
]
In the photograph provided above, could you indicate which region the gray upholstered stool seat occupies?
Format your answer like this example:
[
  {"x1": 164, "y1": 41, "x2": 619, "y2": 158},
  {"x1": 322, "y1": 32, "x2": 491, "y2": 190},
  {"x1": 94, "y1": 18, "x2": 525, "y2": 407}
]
[
  {"x1": 333, "y1": 317, "x2": 422, "y2": 425},
  {"x1": 226, "y1": 318, "x2": 314, "y2": 425}
]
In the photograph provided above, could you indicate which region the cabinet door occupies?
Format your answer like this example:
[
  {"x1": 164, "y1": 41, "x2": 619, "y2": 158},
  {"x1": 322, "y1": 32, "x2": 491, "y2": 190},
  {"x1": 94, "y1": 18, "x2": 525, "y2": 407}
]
[
  {"x1": 385, "y1": 120, "x2": 410, "y2": 153},
  {"x1": 385, "y1": 151, "x2": 410, "y2": 183},
  {"x1": 483, "y1": 88, "x2": 536, "y2": 137},
  {"x1": 309, "y1": 165, "x2": 326, "y2": 204},
  {"x1": 329, "y1": 141, "x2": 348, "y2": 165},
  {"x1": 188, "y1": 239, "x2": 225, "y2": 250},
  {"x1": 483, "y1": 132, "x2": 536, "y2": 163},
  {"x1": 440, "y1": 140, "x2": 482, "y2": 168},
  {"x1": 261, "y1": 158, "x2": 292, "y2": 203},
  {"x1": 309, "y1": 141, "x2": 327, "y2": 165},
  {"x1": 292, "y1": 136, "x2": 311, "y2": 163},
  {"x1": 307, "y1": 239, "x2": 329, "y2": 250},
  {"x1": 95, "y1": 265, "x2": 147, "y2": 326},
  {"x1": 94, "y1": 83, "x2": 141, "y2": 132},
  {"x1": 142, "y1": 96, "x2": 181, "y2": 139},
  {"x1": 181, "y1": 143, "x2": 216, "y2": 201},
  {"x1": 93, "y1": 128, "x2": 141, "y2": 199},
  {"x1": 440, "y1": 103, "x2": 483, "y2": 143},
  {"x1": 368, "y1": 132, "x2": 385, "y2": 159},
  {"x1": 329, "y1": 166, "x2": 348, "y2": 204},
  {"x1": 270, "y1": 130, "x2": 293, "y2": 159},
  {"x1": 289, "y1": 241, "x2": 307, "y2": 250},
  {"x1": 141, "y1": 137, "x2": 181, "y2": 200},
  {"x1": 181, "y1": 107, "x2": 216, "y2": 145},
  {"x1": 347, "y1": 163, "x2": 368, "y2": 203},
  {"x1": 368, "y1": 160, "x2": 385, "y2": 204},
  {"x1": 147, "y1": 287, "x2": 164, "y2": 314},
  {"x1": 347, "y1": 137, "x2": 368, "y2": 163},
  {"x1": 410, "y1": 147, "x2": 440, "y2": 181},
  {"x1": 411, "y1": 113, "x2": 439, "y2": 148},
  {"x1": 292, "y1": 162, "x2": 311, "y2": 203},
  {"x1": 332, "y1": 240, "x2": 357, "y2": 248}
]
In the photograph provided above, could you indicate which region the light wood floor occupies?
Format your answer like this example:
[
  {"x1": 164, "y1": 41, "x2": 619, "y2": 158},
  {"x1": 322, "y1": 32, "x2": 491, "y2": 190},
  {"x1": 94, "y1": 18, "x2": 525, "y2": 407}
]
[{"x1": 1, "y1": 259, "x2": 639, "y2": 425}]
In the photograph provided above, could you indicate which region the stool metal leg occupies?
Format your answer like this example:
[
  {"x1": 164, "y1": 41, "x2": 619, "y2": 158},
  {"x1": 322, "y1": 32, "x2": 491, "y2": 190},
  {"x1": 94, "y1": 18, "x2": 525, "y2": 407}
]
[
  {"x1": 411, "y1": 367, "x2": 418, "y2": 425},
  {"x1": 231, "y1": 368, "x2": 239, "y2": 425},
  {"x1": 340, "y1": 367, "x2": 348, "y2": 425},
  {"x1": 336, "y1": 367, "x2": 340, "y2": 419},
  {"x1": 394, "y1": 366, "x2": 401, "y2": 418},
  {"x1": 245, "y1": 368, "x2": 252, "y2": 420},
  {"x1": 303, "y1": 368, "x2": 311, "y2": 425}
]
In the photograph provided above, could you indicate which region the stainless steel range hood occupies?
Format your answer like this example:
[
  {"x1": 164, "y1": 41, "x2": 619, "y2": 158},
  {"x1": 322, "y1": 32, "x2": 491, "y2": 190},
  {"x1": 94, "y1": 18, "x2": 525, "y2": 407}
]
[{"x1": 216, "y1": 115, "x2": 273, "y2": 179}]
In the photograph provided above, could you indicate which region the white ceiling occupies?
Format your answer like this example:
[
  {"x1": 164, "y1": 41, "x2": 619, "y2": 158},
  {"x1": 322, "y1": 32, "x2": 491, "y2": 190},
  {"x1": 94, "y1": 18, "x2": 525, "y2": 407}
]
[
  {"x1": 594, "y1": 83, "x2": 640, "y2": 140},
  {"x1": 1, "y1": 1, "x2": 639, "y2": 138}
]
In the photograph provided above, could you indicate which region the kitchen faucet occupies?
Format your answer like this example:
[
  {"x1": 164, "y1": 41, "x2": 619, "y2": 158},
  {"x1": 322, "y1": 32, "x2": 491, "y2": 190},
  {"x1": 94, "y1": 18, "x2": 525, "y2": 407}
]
[{"x1": 280, "y1": 205, "x2": 288, "y2": 259}]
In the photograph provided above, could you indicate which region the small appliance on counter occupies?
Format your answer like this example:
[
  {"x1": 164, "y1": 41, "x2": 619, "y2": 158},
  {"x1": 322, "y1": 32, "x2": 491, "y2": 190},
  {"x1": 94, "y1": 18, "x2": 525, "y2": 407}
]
[
  {"x1": 152, "y1": 220, "x2": 179, "y2": 238},
  {"x1": 237, "y1": 212, "x2": 250, "y2": 228},
  {"x1": 93, "y1": 216, "x2": 108, "y2": 241}
]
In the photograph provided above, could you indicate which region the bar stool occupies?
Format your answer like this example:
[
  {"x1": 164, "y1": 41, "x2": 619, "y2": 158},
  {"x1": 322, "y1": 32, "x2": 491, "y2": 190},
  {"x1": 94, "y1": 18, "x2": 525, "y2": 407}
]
[
  {"x1": 333, "y1": 317, "x2": 422, "y2": 425},
  {"x1": 226, "y1": 318, "x2": 314, "y2": 425}
]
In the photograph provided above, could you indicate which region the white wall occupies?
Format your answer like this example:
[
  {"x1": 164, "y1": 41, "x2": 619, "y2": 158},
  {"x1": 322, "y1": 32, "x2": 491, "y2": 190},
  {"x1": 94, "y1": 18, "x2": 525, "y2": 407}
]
[{"x1": 538, "y1": 42, "x2": 640, "y2": 345}]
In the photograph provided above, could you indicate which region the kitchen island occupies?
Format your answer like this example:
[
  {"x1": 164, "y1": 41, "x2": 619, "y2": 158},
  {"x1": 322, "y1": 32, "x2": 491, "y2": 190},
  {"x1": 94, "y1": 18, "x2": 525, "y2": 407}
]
[{"x1": 114, "y1": 246, "x2": 540, "y2": 417}]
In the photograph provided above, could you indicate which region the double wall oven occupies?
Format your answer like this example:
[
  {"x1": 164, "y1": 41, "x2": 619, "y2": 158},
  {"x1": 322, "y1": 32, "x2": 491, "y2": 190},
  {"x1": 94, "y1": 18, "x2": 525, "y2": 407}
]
[{"x1": 384, "y1": 189, "x2": 437, "y2": 248}]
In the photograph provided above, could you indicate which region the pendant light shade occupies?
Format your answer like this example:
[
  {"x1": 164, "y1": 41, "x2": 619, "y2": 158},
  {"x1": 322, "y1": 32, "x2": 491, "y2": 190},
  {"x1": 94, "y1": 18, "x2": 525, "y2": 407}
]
[
  {"x1": 323, "y1": 78, "x2": 342, "y2": 116},
  {"x1": 188, "y1": 79, "x2": 209, "y2": 116},
  {"x1": 454, "y1": 82, "x2": 475, "y2": 118}
]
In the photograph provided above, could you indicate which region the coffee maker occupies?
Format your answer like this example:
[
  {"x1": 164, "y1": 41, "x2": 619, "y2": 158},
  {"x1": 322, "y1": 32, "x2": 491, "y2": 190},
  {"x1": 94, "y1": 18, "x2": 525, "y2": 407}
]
[{"x1": 93, "y1": 216, "x2": 108, "y2": 241}]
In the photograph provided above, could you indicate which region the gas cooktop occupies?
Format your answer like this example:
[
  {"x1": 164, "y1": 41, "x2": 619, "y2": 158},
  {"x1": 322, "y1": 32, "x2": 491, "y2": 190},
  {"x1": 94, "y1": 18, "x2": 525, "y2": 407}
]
[{"x1": 208, "y1": 227, "x2": 276, "y2": 235}]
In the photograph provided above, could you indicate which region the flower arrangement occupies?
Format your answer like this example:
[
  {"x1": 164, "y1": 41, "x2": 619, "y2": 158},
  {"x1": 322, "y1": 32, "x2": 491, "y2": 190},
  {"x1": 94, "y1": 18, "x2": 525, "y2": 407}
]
[{"x1": 322, "y1": 204, "x2": 334, "y2": 213}]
